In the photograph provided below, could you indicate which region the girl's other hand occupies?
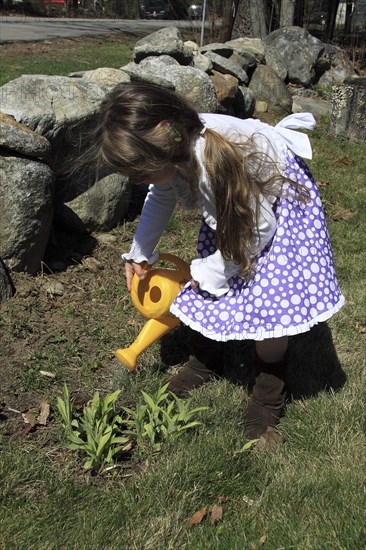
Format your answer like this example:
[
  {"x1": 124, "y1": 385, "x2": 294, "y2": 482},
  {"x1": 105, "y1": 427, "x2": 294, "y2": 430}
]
[
  {"x1": 125, "y1": 261, "x2": 150, "y2": 292},
  {"x1": 191, "y1": 279, "x2": 199, "y2": 289}
]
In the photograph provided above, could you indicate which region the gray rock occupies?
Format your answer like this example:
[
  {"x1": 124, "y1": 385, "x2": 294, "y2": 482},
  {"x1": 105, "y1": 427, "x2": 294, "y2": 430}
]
[
  {"x1": 0, "y1": 75, "x2": 107, "y2": 141},
  {"x1": 225, "y1": 38, "x2": 265, "y2": 63},
  {"x1": 184, "y1": 40, "x2": 199, "y2": 57},
  {"x1": 192, "y1": 53, "x2": 213, "y2": 73},
  {"x1": 316, "y1": 44, "x2": 357, "y2": 86},
  {"x1": 123, "y1": 57, "x2": 217, "y2": 112},
  {"x1": 140, "y1": 55, "x2": 180, "y2": 67},
  {"x1": 264, "y1": 45, "x2": 288, "y2": 80},
  {"x1": 121, "y1": 62, "x2": 176, "y2": 90},
  {"x1": 249, "y1": 65, "x2": 292, "y2": 112},
  {"x1": 292, "y1": 95, "x2": 331, "y2": 118},
  {"x1": 80, "y1": 67, "x2": 131, "y2": 88},
  {"x1": 264, "y1": 26, "x2": 324, "y2": 87},
  {"x1": 231, "y1": 51, "x2": 257, "y2": 73},
  {"x1": 0, "y1": 155, "x2": 54, "y2": 275},
  {"x1": 0, "y1": 112, "x2": 51, "y2": 160},
  {"x1": 55, "y1": 172, "x2": 131, "y2": 233},
  {"x1": 204, "y1": 51, "x2": 249, "y2": 84},
  {"x1": 133, "y1": 27, "x2": 193, "y2": 65}
]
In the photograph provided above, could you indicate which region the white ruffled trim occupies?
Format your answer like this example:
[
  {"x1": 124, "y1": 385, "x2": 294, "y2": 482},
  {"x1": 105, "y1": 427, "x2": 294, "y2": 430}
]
[{"x1": 170, "y1": 295, "x2": 345, "y2": 342}]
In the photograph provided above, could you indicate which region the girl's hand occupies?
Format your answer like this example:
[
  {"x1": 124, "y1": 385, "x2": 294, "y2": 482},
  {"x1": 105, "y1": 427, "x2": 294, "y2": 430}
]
[{"x1": 125, "y1": 261, "x2": 150, "y2": 292}]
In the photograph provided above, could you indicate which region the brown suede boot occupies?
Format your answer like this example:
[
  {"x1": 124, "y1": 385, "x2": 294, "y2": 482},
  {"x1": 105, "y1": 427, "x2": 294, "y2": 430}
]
[
  {"x1": 167, "y1": 331, "x2": 223, "y2": 397},
  {"x1": 244, "y1": 353, "x2": 287, "y2": 443}
]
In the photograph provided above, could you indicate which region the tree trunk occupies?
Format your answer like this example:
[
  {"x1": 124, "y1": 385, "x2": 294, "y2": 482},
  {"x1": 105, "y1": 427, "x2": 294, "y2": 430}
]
[
  {"x1": 294, "y1": 0, "x2": 304, "y2": 26},
  {"x1": 232, "y1": 0, "x2": 268, "y2": 39},
  {"x1": 218, "y1": 0, "x2": 240, "y2": 42},
  {"x1": 280, "y1": 0, "x2": 295, "y2": 27},
  {"x1": 324, "y1": 0, "x2": 340, "y2": 40},
  {"x1": 344, "y1": 0, "x2": 353, "y2": 34}
]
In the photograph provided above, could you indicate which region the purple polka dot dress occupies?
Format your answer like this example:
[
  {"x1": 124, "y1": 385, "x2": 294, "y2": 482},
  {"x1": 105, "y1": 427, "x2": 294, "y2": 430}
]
[{"x1": 170, "y1": 151, "x2": 345, "y2": 342}]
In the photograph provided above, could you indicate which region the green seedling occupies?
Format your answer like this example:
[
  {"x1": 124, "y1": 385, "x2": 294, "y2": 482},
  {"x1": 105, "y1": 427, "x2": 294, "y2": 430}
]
[
  {"x1": 123, "y1": 383, "x2": 208, "y2": 451},
  {"x1": 57, "y1": 384, "x2": 130, "y2": 473}
]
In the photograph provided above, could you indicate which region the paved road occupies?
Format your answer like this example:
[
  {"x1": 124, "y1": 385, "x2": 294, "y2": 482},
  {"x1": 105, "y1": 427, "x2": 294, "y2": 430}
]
[{"x1": 0, "y1": 15, "x2": 204, "y2": 43}]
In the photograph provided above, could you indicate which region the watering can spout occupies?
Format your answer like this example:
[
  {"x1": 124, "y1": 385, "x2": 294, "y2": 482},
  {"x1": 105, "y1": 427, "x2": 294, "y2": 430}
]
[{"x1": 115, "y1": 254, "x2": 190, "y2": 371}]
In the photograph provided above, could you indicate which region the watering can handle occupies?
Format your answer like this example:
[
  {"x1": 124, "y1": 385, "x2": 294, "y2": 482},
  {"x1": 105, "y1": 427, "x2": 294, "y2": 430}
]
[{"x1": 157, "y1": 253, "x2": 191, "y2": 279}]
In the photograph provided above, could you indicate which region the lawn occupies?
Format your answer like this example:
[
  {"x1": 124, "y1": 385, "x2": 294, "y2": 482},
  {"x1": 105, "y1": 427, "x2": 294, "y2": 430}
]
[{"x1": 0, "y1": 34, "x2": 366, "y2": 550}]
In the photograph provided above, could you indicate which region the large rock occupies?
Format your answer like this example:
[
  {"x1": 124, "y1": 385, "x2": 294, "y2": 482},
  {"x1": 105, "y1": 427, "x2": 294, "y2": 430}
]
[
  {"x1": 54, "y1": 172, "x2": 131, "y2": 233},
  {"x1": 264, "y1": 45, "x2": 288, "y2": 80},
  {"x1": 316, "y1": 44, "x2": 357, "y2": 87},
  {"x1": 292, "y1": 95, "x2": 331, "y2": 118},
  {"x1": 264, "y1": 26, "x2": 324, "y2": 86},
  {"x1": 249, "y1": 65, "x2": 292, "y2": 112},
  {"x1": 225, "y1": 37, "x2": 265, "y2": 63},
  {"x1": 133, "y1": 27, "x2": 193, "y2": 65},
  {"x1": 0, "y1": 75, "x2": 107, "y2": 141},
  {"x1": 79, "y1": 67, "x2": 131, "y2": 89},
  {"x1": 0, "y1": 112, "x2": 51, "y2": 160},
  {"x1": 125, "y1": 57, "x2": 218, "y2": 112},
  {"x1": 0, "y1": 155, "x2": 54, "y2": 275},
  {"x1": 204, "y1": 51, "x2": 249, "y2": 84},
  {"x1": 192, "y1": 53, "x2": 213, "y2": 73}
]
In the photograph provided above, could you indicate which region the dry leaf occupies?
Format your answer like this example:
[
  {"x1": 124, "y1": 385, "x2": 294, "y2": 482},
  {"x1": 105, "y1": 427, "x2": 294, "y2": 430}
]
[
  {"x1": 255, "y1": 426, "x2": 285, "y2": 452},
  {"x1": 39, "y1": 370, "x2": 56, "y2": 379},
  {"x1": 316, "y1": 180, "x2": 331, "y2": 187},
  {"x1": 355, "y1": 324, "x2": 366, "y2": 334},
  {"x1": 209, "y1": 504, "x2": 223, "y2": 525},
  {"x1": 332, "y1": 156, "x2": 355, "y2": 166},
  {"x1": 187, "y1": 506, "x2": 207, "y2": 527},
  {"x1": 259, "y1": 535, "x2": 267, "y2": 544},
  {"x1": 330, "y1": 208, "x2": 355, "y2": 222},
  {"x1": 22, "y1": 410, "x2": 37, "y2": 434},
  {"x1": 37, "y1": 401, "x2": 50, "y2": 425},
  {"x1": 22, "y1": 411, "x2": 37, "y2": 427}
]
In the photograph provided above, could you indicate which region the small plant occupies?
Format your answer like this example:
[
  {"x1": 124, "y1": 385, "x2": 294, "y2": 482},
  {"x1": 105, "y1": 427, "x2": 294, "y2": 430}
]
[
  {"x1": 57, "y1": 384, "x2": 130, "y2": 473},
  {"x1": 57, "y1": 383, "x2": 208, "y2": 472},
  {"x1": 123, "y1": 384, "x2": 208, "y2": 451}
]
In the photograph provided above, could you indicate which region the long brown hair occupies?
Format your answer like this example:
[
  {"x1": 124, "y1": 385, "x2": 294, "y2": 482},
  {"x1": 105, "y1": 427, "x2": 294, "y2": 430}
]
[{"x1": 203, "y1": 128, "x2": 288, "y2": 276}]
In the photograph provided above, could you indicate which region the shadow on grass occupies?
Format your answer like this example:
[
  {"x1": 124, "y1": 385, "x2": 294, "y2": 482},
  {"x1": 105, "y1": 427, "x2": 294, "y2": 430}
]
[{"x1": 160, "y1": 322, "x2": 347, "y2": 401}]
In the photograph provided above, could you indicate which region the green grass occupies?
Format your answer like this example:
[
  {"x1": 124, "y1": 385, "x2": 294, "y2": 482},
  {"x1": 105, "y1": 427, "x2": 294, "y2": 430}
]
[
  {"x1": 0, "y1": 34, "x2": 142, "y2": 86},
  {"x1": 0, "y1": 72, "x2": 366, "y2": 550}
]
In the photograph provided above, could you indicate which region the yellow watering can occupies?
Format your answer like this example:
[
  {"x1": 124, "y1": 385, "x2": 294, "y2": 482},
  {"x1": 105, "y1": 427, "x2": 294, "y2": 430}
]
[{"x1": 115, "y1": 253, "x2": 191, "y2": 371}]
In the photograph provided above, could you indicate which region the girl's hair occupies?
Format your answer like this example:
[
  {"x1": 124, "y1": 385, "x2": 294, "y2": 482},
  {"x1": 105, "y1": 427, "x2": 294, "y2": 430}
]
[
  {"x1": 88, "y1": 82, "x2": 303, "y2": 277},
  {"x1": 92, "y1": 82, "x2": 204, "y2": 181},
  {"x1": 203, "y1": 128, "x2": 288, "y2": 276}
]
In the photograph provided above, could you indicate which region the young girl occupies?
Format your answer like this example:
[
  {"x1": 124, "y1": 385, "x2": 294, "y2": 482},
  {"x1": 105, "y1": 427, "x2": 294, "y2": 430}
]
[{"x1": 92, "y1": 82, "x2": 344, "y2": 443}]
